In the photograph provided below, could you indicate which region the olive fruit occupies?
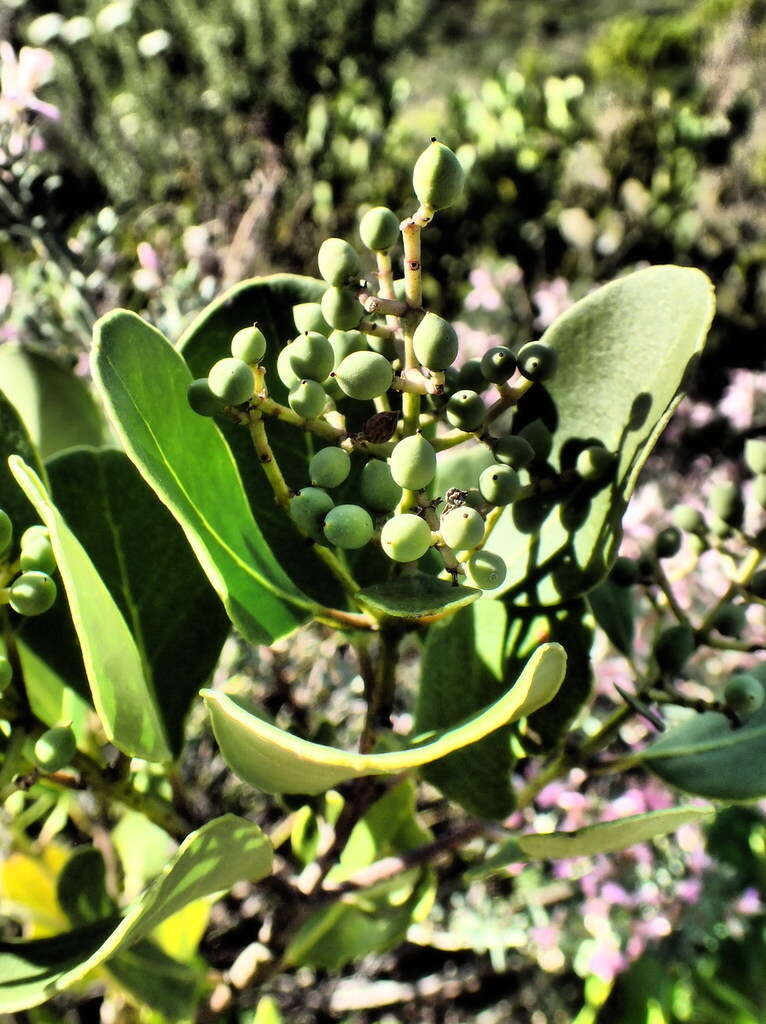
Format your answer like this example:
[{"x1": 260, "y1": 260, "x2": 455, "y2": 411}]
[
  {"x1": 365, "y1": 332, "x2": 398, "y2": 362},
  {"x1": 464, "y1": 550, "x2": 507, "y2": 590},
  {"x1": 323, "y1": 504, "x2": 374, "y2": 549},
  {"x1": 724, "y1": 674, "x2": 764, "y2": 715},
  {"x1": 610, "y1": 556, "x2": 638, "y2": 587},
  {"x1": 317, "y1": 238, "x2": 361, "y2": 287},
  {"x1": 360, "y1": 459, "x2": 401, "y2": 512},
  {"x1": 334, "y1": 351, "x2": 393, "y2": 401},
  {"x1": 207, "y1": 358, "x2": 254, "y2": 405},
  {"x1": 517, "y1": 342, "x2": 557, "y2": 382},
  {"x1": 0, "y1": 654, "x2": 11, "y2": 693},
  {"x1": 9, "y1": 571, "x2": 57, "y2": 616},
  {"x1": 187, "y1": 378, "x2": 225, "y2": 417},
  {"x1": 329, "y1": 329, "x2": 367, "y2": 368},
  {"x1": 712, "y1": 602, "x2": 747, "y2": 638},
  {"x1": 754, "y1": 475, "x2": 766, "y2": 509},
  {"x1": 293, "y1": 302, "x2": 332, "y2": 337},
  {"x1": 321, "y1": 287, "x2": 364, "y2": 330},
  {"x1": 747, "y1": 570, "x2": 766, "y2": 599},
  {"x1": 480, "y1": 346, "x2": 517, "y2": 384},
  {"x1": 290, "y1": 487, "x2": 334, "y2": 542},
  {"x1": 745, "y1": 439, "x2": 766, "y2": 475},
  {"x1": 446, "y1": 390, "x2": 485, "y2": 431},
  {"x1": 518, "y1": 420, "x2": 553, "y2": 463},
  {"x1": 653, "y1": 624, "x2": 696, "y2": 676},
  {"x1": 440, "y1": 506, "x2": 485, "y2": 550},
  {"x1": 0, "y1": 509, "x2": 12, "y2": 555},
  {"x1": 20, "y1": 527, "x2": 56, "y2": 575},
  {"x1": 287, "y1": 332, "x2": 335, "y2": 382},
  {"x1": 277, "y1": 346, "x2": 300, "y2": 389},
  {"x1": 34, "y1": 725, "x2": 76, "y2": 773},
  {"x1": 380, "y1": 513, "x2": 433, "y2": 562},
  {"x1": 360, "y1": 206, "x2": 399, "y2": 252},
  {"x1": 479, "y1": 464, "x2": 520, "y2": 506},
  {"x1": 710, "y1": 482, "x2": 743, "y2": 526},
  {"x1": 389, "y1": 434, "x2": 437, "y2": 490},
  {"x1": 493, "y1": 435, "x2": 534, "y2": 470},
  {"x1": 576, "y1": 445, "x2": 614, "y2": 482},
  {"x1": 412, "y1": 139, "x2": 464, "y2": 213},
  {"x1": 231, "y1": 325, "x2": 267, "y2": 364},
  {"x1": 455, "y1": 359, "x2": 488, "y2": 393},
  {"x1": 412, "y1": 312, "x2": 458, "y2": 370},
  {"x1": 288, "y1": 380, "x2": 327, "y2": 419},
  {"x1": 673, "y1": 505, "x2": 704, "y2": 534},
  {"x1": 655, "y1": 526, "x2": 682, "y2": 560},
  {"x1": 309, "y1": 446, "x2": 351, "y2": 489}
]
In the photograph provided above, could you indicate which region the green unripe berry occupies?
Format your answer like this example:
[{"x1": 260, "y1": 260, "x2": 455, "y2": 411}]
[
  {"x1": 754, "y1": 475, "x2": 766, "y2": 509},
  {"x1": 518, "y1": 420, "x2": 553, "y2": 463},
  {"x1": 293, "y1": 302, "x2": 332, "y2": 337},
  {"x1": 317, "y1": 238, "x2": 361, "y2": 287},
  {"x1": 360, "y1": 206, "x2": 399, "y2": 252},
  {"x1": 464, "y1": 550, "x2": 507, "y2": 590},
  {"x1": 576, "y1": 445, "x2": 615, "y2": 482},
  {"x1": 287, "y1": 332, "x2": 335, "y2": 382},
  {"x1": 745, "y1": 439, "x2": 766, "y2": 475},
  {"x1": 517, "y1": 342, "x2": 558, "y2": 383},
  {"x1": 323, "y1": 504, "x2": 373, "y2": 549},
  {"x1": 412, "y1": 312, "x2": 459, "y2": 371},
  {"x1": 446, "y1": 390, "x2": 485, "y2": 431},
  {"x1": 724, "y1": 674, "x2": 764, "y2": 715},
  {"x1": 34, "y1": 725, "x2": 76, "y2": 773},
  {"x1": 493, "y1": 435, "x2": 535, "y2": 470},
  {"x1": 187, "y1": 378, "x2": 225, "y2": 417},
  {"x1": 653, "y1": 624, "x2": 696, "y2": 676},
  {"x1": 712, "y1": 602, "x2": 747, "y2": 638},
  {"x1": 290, "y1": 487, "x2": 334, "y2": 542},
  {"x1": 709, "y1": 515, "x2": 732, "y2": 539},
  {"x1": 321, "y1": 287, "x2": 364, "y2": 330},
  {"x1": 309, "y1": 446, "x2": 351, "y2": 489},
  {"x1": 480, "y1": 346, "x2": 517, "y2": 384},
  {"x1": 610, "y1": 556, "x2": 638, "y2": 587},
  {"x1": 20, "y1": 529, "x2": 56, "y2": 575},
  {"x1": 277, "y1": 346, "x2": 300, "y2": 389},
  {"x1": 231, "y1": 325, "x2": 267, "y2": 364},
  {"x1": 478, "y1": 464, "x2": 520, "y2": 506},
  {"x1": 9, "y1": 571, "x2": 57, "y2": 616},
  {"x1": 747, "y1": 570, "x2": 766, "y2": 599},
  {"x1": 710, "y1": 482, "x2": 743, "y2": 526},
  {"x1": 328, "y1": 329, "x2": 367, "y2": 368},
  {"x1": 673, "y1": 505, "x2": 705, "y2": 534},
  {"x1": 655, "y1": 526, "x2": 682, "y2": 560},
  {"x1": 455, "y1": 359, "x2": 489, "y2": 393},
  {"x1": 380, "y1": 513, "x2": 433, "y2": 562},
  {"x1": 412, "y1": 139, "x2": 465, "y2": 213},
  {"x1": 0, "y1": 655, "x2": 12, "y2": 693},
  {"x1": 207, "y1": 358, "x2": 254, "y2": 405},
  {"x1": 389, "y1": 434, "x2": 437, "y2": 490},
  {"x1": 440, "y1": 506, "x2": 485, "y2": 550},
  {"x1": 0, "y1": 510, "x2": 11, "y2": 555},
  {"x1": 360, "y1": 459, "x2": 402, "y2": 512},
  {"x1": 365, "y1": 333, "x2": 398, "y2": 362},
  {"x1": 288, "y1": 380, "x2": 327, "y2": 419},
  {"x1": 334, "y1": 351, "x2": 393, "y2": 401}
]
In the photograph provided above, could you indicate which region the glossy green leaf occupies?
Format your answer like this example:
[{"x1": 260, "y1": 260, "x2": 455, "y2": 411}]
[
  {"x1": 0, "y1": 343, "x2": 105, "y2": 459},
  {"x1": 0, "y1": 392, "x2": 46, "y2": 555},
  {"x1": 203, "y1": 642, "x2": 566, "y2": 794},
  {"x1": 358, "y1": 573, "x2": 481, "y2": 622},
  {"x1": 640, "y1": 703, "x2": 766, "y2": 800},
  {"x1": 57, "y1": 848, "x2": 114, "y2": 926},
  {"x1": 9, "y1": 457, "x2": 170, "y2": 762},
  {"x1": 105, "y1": 941, "x2": 200, "y2": 1021},
  {"x1": 480, "y1": 266, "x2": 715, "y2": 605},
  {"x1": 416, "y1": 600, "x2": 514, "y2": 818},
  {"x1": 92, "y1": 309, "x2": 315, "y2": 644},
  {"x1": 588, "y1": 577, "x2": 634, "y2": 655},
  {"x1": 0, "y1": 815, "x2": 272, "y2": 1012}
]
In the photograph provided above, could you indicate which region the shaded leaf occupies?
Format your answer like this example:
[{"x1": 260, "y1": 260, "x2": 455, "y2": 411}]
[
  {"x1": 56, "y1": 848, "x2": 114, "y2": 926},
  {"x1": 0, "y1": 392, "x2": 46, "y2": 555},
  {"x1": 588, "y1": 577, "x2": 634, "y2": 655},
  {"x1": 358, "y1": 573, "x2": 480, "y2": 622},
  {"x1": 105, "y1": 941, "x2": 200, "y2": 1021}
]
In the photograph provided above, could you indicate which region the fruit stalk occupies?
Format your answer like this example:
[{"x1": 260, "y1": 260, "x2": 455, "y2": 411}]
[{"x1": 400, "y1": 216, "x2": 424, "y2": 436}]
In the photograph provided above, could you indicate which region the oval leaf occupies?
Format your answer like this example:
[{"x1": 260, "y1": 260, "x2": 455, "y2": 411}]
[
  {"x1": 358, "y1": 574, "x2": 480, "y2": 622},
  {"x1": 203, "y1": 642, "x2": 567, "y2": 794}
]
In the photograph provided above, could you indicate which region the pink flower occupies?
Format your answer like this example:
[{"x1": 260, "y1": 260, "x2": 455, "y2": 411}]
[
  {"x1": 0, "y1": 42, "x2": 59, "y2": 124},
  {"x1": 588, "y1": 940, "x2": 625, "y2": 981},
  {"x1": 734, "y1": 887, "x2": 762, "y2": 916},
  {"x1": 533, "y1": 278, "x2": 573, "y2": 329}
]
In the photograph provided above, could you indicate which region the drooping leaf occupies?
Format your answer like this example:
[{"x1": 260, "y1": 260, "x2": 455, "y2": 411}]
[
  {"x1": 416, "y1": 600, "x2": 514, "y2": 818},
  {"x1": 9, "y1": 457, "x2": 170, "y2": 763},
  {"x1": 92, "y1": 309, "x2": 315, "y2": 644},
  {"x1": 479, "y1": 266, "x2": 714, "y2": 605},
  {"x1": 0, "y1": 392, "x2": 46, "y2": 554},
  {"x1": 588, "y1": 577, "x2": 634, "y2": 656},
  {"x1": 358, "y1": 573, "x2": 481, "y2": 622},
  {"x1": 640, "y1": 704, "x2": 766, "y2": 800},
  {"x1": 0, "y1": 343, "x2": 105, "y2": 459},
  {"x1": 203, "y1": 643, "x2": 567, "y2": 794},
  {"x1": 0, "y1": 815, "x2": 272, "y2": 1012}
]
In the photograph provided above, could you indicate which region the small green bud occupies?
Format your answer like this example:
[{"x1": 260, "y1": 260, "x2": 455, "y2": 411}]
[
  {"x1": 0, "y1": 510, "x2": 12, "y2": 555},
  {"x1": 610, "y1": 556, "x2": 638, "y2": 587},
  {"x1": 724, "y1": 674, "x2": 764, "y2": 715},
  {"x1": 360, "y1": 459, "x2": 402, "y2": 512},
  {"x1": 288, "y1": 379, "x2": 327, "y2": 419},
  {"x1": 309, "y1": 446, "x2": 351, "y2": 489},
  {"x1": 518, "y1": 419, "x2": 553, "y2": 463},
  {"x1": 0, "y1": 655, "x2": 12, "y2": 693},
  {"x1": 712, "y1": 602, "x2": 747, "y2": 638},
  {"x1": 359, "y1": 206, "x2": 400, "y2": 252},
  {"x1": 517, "y1": 342, "x2": 557, "y2": 382},
  {"x1": 187, "y1": 378, "x2": 225, "y2": 417},
  {"x1": 440, "y1": 506, "x2": 485, "y2": 550},
  {"x1": 317, "y1": 237, "x2": 361, "y2": 287},
  {"x1": 293, "y1": 302, "x2": 332, "y2": 337},
  {"x1": 478, "y1": 464, "x2": 520, "y2": 506},
  {"x1": 321, "y1": 287, "x2": 364, "y2": 330},
  {"x1": 207, "y1": 358, "x2": 254, "y2": 405},
  {"x1": 480, "y1": 346, "x2": 517, "y2": 384},
  {"x1": 334, "y1": 351, "x2": 393, "y2": 401},
  {"x1": 412, "y1": 312, "x2": 459, "y2": 370},
  {"x1": 673, "y1": 505, "x2": 705, "y2": 534},
  {"x1": 576, "y1": 445, "x2": 615, "y2": 482},
  {"x1": 493, "y1": 435, "x2": 535, "y2": 470},
  {"x1": 653, "y1": 624, "x2": 696, "y2": 676},
  {"x1": 389, "y1": 434, "x2": 437, "y2": 490},
  {"x1": 287, "y1": 332, "x2": 335, "y2": 382},
  {"x1": 323, "y1": 504, "x2": 374, "y2": 549},
  {"x1": 231, "y1": 325, "x2": 267, "y2": 364},
  {"x1": 654, "y1": 526, "x2": 682, "y2": 560},
  {"x1": 446, "y1": 389, "x2": 485, "y2": 431},
  {"x1": 20, "y1": 528, "x2": 56, "y2": 575},
  {"x1": 746, "y1": 569, "x2": 766, "y2": 599},
  {"x1": 9, "y1": 571, "x2": 57, "y2": 616},
  {"x1": 380, "y1": 513, "x2": 433, "y2": 562},
  {"x1": 290, "y1": 487, "x2": 334, "y2": 542},
  {"x1": 328, "y1": 329, "x2": 367, "y2": 368},
  {"x1": 34, "y1": 725, "x2": 76, "y2": 773},
  {"x1": 710, "y1": 482, "x2": 743, "y2": 526},
  {"x1": 744, "y1": 439, "x2": 766, "y2": 475},
  {"x1": 412, "y1": 139, "x2": 464, "y2": 213},
  {"x1": 277, "y1": 346, "x2": 300, "y2": 389},
  {"x1": 464, "y1": 550, "x2": 507, "y2": 590}
]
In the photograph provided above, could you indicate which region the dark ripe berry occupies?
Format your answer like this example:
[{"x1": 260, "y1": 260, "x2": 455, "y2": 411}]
[
  {"x1": 335, "y1": 351, "x2": 394, "y2": 401},
  {"x1": 0, "y1": 509, "x2": 12, "y2": 555},
  {"x1": 293, "y1": 302, "x2": 332, "y2": 337},
  {"x1": 361, "y1": 411, "x2": 399, "y2": 444},
  {"x1": 464, "y1": 550, "x2": 507, "y2": 590},
  {"x1": 673, "y1": 504, "x2": 705, "y2": 534},
  {"x1": 207, "y1": 358, "x2": 254, "y2": 405},
  {"x1": 712, "y1": 602, "x2": 747, "y2": 638},
  {"x1": 19, "y1": 527, "x2": 56, "y2": 575},
  {"x1": 0, "y1": 654, "x2": 12, "y2": 692},
  {"x1": 360, "y1": 459, "x2": 401, "y2": 512},
  {"x1": 446, "y1": 390, "x2": 485, "y2": 431},
  {"x1": 359, "y1": 206, "x2": 400, "y2": 252},
  {"x1": 187, "y1": 378, "x2": 225, "y2": 417},
  {"x1": 413, "y1": 313, "x2": 459, "y2": 370},
  {"x1": 328, "y1": 329, "x2": 367, "y2": 368},
  {"x1": 610, "y1": 556, "x2": 638, "y2": 587},
  {"x1": 317, "y1": 237, "x2": 361, "y2": 287},
  {"x1": 412, "y1": 139, "x2": 465, "y2": 213},
  {"x1": 576, "y1": 445, "x2": 615, "y2": 482},
  {"x1": 440, "y1": 506, "x2": 485, "y2": 550},
  {"x1": 655, "y1": 526, "x2": 682, "y2": 560},
  {"x1": 380, "y1": 513, "x2": 433, "y2": 562},
  {"x1": 478, "y1": 464, "x2": 520, "y2": 506},
  {"x1": 744, "y1": 439, "x2": 766, "y2": 475},
  {"x1": 287, "y1": 332, "x2": 335, "y2": 382},
  {"x1": 309, "y1": 446, "x2": 351, "y2": 489},
  {"x1": 389, "y1": 434, "x2": 437, "y2": 490},
  {"x1": 753, "y1": 475, "x2": 766, "y2": 509},
  {"x1": 709, "y1": 482, "x2": 743, "y2": 526},
  {"x1": 493, "y1": 435, "x2": 535, "y2": 470},
  {"x1": 747, "y1": 570, "x2": 766, "y2": 599},
  {"x1": 636, "y1": 554, "x2": 656, "y2": 582},
  {"x1": 724, "y1": 674, "x2": 765, "y2": 715},
  {"x1": 653, "y1": 624, "x2": 696, "y2": 675},
  {"x1": 290, "y1": 487, "x2": 334, "y2": 542},
  {"x1": 10, "y1": 571, "x2": 57, "y2": 616},
  {"x1": 480, "y1": 346, "x2": 517, "y2": 384},
  {"x1": 34, "y1": 725, "x2": 76, "y2": 773},
  {"x1": 321, "y1": 287, "x2": 364, "y2": 330},
  {"x1": 288, "y1": 380, "x2": 327, "y2": 419},
  {"x1": 517, "y1": 342, "x2": 557, "y2": 382},
  {"x1": 231, "y1": 325, "x2": 267, "y2": 364},
  {"x1": 518, "y1": 419, "x2": 553, "y2": 463},
  {"x1": 323, "y1": 504, "x2": 374, "y2": 549}
]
